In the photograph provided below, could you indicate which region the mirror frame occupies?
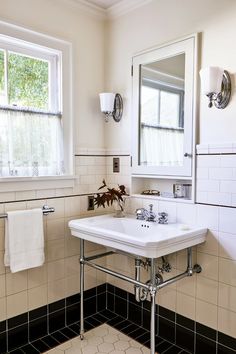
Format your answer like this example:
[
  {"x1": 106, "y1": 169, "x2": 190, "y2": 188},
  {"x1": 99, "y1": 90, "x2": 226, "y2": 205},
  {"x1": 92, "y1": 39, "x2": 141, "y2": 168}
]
[{"x1": 132, "y1": 33, "x2": 199, "y2": 178}]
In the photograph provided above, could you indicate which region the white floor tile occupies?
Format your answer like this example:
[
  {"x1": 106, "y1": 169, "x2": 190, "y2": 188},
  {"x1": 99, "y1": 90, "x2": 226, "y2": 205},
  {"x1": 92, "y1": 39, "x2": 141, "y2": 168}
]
[{"x1": 46, "y1": 324, "x2": 150, "y2": 354}]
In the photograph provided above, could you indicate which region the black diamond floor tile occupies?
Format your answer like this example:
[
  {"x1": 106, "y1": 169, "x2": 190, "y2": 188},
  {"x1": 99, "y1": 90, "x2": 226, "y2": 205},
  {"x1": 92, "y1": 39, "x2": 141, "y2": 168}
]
[
  {"x1": 91, "y1": 313, "x2": 107, "y2": 323},
  {"x1": 21, "y1": 344, "x2": 40, "y2": 353},
  {"x1": 128, "y1": 327, "x2": 146, "y2": 340},
  {"x1": 99, "y1": 309, "x2": 118, "y2": 320},
  {"x1": 51, "y1": 331, "x2": 70, "y2": 344},
  {"x1": 85, "y1": 316, "x2": 102, "y2": 328},
  {"x1": 135, "y1": 331, "x2": 151, "y2": 345},
  {"x1": 41, "y1": 335, "x2": 59, "y2": 349},
  {"x1": 106, "y1": 315, "x2": 124, "y2": 327},
  {"x1": 68, "y1": 323, "x2": 81, "y2": 335},
  {"x1": 60, "y1": 327, "x2": 77, "y2": 339},
  {"x1": 164, "y1": 345, "x2": 185, "y2": 354},
  {"x1": 155, "y1": 339, "x2": 173, "y2": 353},
  {"x1": 30, "y1": 340, "x2": 50, "y2": 352},
  {"x1": 121, "y1": 323, "x2": 139, "y2": 335}
]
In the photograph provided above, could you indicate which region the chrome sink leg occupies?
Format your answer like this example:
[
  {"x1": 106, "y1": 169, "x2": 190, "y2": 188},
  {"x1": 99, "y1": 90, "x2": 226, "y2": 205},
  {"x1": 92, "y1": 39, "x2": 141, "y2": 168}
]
[
  {"x1": 80, "y1": 239, "x2": 85, "y2": 340},
  {"x1": 134, "y1": 258, "x2": 142, "y2": 302},
  {"x1": 150, "y1": 259, "x2": 157, "y2": 354}
]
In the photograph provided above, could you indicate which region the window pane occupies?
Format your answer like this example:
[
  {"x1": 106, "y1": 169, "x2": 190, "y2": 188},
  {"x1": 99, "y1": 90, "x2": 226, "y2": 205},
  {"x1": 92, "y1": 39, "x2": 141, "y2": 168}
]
[
  {"x1": 0, "y1": 50, "x2": 6, "y2": 104},
  {"x1": 8, "y1": 52, "x2": 49, "y2": 110},
  {"x1": 141, "y1": 85, "x2": 159, "y2": 125},
  {"x1": 0, "y1": 110, "x2": 64, "y2": 177},
  {"x1": 160, "y1": 91, "x2": 180, "y2": 127}
]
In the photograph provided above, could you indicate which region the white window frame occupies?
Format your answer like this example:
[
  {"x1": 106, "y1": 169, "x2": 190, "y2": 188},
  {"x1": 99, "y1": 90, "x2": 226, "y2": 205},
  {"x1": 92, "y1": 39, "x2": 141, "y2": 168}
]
[
  {"x1": 0, "y1": 37, "x2": 61, "y2": 112},
  {"x1": 0, "y1": 20, "x2": 74, "y2": 192}
]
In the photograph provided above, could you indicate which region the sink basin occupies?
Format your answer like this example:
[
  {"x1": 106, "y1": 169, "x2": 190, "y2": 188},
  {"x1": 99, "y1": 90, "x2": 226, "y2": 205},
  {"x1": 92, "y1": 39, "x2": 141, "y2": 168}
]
[{"x1": 69, "y1": 214, "x2": 207, "y2": 258}]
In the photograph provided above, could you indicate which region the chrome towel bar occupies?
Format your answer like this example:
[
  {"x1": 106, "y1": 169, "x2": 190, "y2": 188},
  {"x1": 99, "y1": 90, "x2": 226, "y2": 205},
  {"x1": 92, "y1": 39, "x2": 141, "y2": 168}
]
[{"x1": 0, "y1": 205, "x2": 55, "y2": 219}]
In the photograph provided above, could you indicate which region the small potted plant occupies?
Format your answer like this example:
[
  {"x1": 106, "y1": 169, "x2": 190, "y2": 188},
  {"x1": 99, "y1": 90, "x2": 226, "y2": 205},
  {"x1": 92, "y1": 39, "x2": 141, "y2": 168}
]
[{"x1": 94, "y1": 179, "x2": 128, "y2": 217}]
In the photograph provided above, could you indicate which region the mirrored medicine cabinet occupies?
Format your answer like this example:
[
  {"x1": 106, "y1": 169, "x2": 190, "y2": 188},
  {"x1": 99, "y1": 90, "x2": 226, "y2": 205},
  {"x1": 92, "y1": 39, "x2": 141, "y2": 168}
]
[{"x1": 131, "y1": 34, "x2": 199, "y2": 202}]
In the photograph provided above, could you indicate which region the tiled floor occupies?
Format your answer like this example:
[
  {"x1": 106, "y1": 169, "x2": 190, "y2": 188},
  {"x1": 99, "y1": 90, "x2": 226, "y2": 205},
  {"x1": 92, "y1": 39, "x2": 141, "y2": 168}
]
[
  {"x1": 45, "y1": 324, "x2": 150, "y2": 354},
  {"x1": 9, "y1": 310, "x2": 188, "y2": 354}
]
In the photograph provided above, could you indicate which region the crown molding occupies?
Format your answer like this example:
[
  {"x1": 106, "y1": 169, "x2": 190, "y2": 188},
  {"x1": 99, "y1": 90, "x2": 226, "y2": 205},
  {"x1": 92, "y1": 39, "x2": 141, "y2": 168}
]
[
  {"x1": 60, "y1": 0, "x2": 107, "y2": 20},
  {"x1": 107, "y1": 0, "x2": 152, "y2": 19},
  {"x1": 64, "y1": 0, "x2": 152, "y2": 20}
]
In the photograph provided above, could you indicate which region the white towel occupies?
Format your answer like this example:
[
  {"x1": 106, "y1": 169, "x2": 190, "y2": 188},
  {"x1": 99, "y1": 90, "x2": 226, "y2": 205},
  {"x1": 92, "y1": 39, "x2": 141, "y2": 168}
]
[{"x1": 4, "y1": 208, "x2": 45, "y2": 273}]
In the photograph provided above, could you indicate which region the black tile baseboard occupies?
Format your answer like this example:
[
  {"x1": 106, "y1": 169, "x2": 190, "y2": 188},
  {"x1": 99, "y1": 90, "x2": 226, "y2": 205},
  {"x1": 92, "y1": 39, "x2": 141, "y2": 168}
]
[
  {"x1": 107, "y1": 283, "x2": 236, "y2": 354},
  {"x1": 1, "y1": 283, "x2": 236, "y2": 354},
  {"x1": 0, "y1": 284, "x2": 105, "y2": 353}
]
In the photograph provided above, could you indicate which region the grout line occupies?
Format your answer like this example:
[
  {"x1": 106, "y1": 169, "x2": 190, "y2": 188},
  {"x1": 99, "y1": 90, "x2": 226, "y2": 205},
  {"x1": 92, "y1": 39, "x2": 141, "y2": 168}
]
[
  {"x1": 196, "y1": 201, "x2": 236, "y2": 209},
  {"x1": 75, "y1": 154, "x2": 130, "y2": 157},
  {"x1": 197, "y1": 153, "x2": 236, "y2": 156},
  {"x1": 2, "y1": 192, "x2": 97, "y2": 204}
]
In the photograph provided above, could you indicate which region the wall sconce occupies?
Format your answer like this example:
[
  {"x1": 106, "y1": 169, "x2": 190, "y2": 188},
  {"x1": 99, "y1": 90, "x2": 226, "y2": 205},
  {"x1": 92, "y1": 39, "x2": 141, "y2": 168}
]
[
  {"x1": 199, "y1": 66, "x2": 231, "y2": 109},
  {"x1": 99, "y1": 93, "x2": 123, "y2": 122}
]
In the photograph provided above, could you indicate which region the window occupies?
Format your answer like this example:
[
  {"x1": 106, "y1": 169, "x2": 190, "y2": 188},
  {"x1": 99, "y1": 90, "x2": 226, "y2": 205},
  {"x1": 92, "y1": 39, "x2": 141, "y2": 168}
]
[
  {"x1": 0, "y1": 27, "x2": 72, "y2": 180},
  {"x1": 141, "y1": 79, "x2": 184, "y2": 129},
  {"x1": 140, "y1": 79, "x2": 184, "y2": 167}
]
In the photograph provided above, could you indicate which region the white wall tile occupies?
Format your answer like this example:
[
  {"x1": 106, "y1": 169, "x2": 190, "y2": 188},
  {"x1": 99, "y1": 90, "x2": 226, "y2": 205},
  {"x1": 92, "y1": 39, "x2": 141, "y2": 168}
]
[
  {"x1": 176, "y1": 203, "x2": 197, "y2": 225},
  {"x1": 196, "y1": 205, "x2": 219, "y2": 231},
  {"x1": 209, "y1": 168, "x2": 233, "y2": 180},
  {"x1": 197, "y1": 167, "x2": 209, "y2": 179},
  {"x1": 207, "y1": 192, "x2": 231, "y2": 206},
  {"x1": 219, "y1": 207, "x2": 236, "y2": 233},
  {"x1": 197, "y1": 180, "x2": 220, "y2": 193},
  {"x1": 197, "y1": 155, "x2": 221, "y2": 168},
  {"x1": 220, "y1": 180, "x2": 236, "y2": 194},
  {"x1": 196, "y1": 191, "x2": 208, "y2": 204},
  {"x1": 220, "y1": 155, "x2": 236, "y2": 168}
]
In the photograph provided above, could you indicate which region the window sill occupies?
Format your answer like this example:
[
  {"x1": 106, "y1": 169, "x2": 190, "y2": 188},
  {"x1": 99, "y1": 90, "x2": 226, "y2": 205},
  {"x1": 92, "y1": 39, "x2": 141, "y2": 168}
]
[{"x1": 0, "y1": 175, "x2": 75, "y2": 192}]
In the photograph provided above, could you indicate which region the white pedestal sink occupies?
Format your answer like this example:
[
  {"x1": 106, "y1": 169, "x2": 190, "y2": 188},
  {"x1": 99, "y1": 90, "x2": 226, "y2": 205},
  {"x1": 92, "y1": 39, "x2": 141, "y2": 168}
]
[
  {"x1": 69, "y1": 214, "x2": 207, "y2": 354},
  {"x1": 69, "y1": 214, "x2": 207, "y2": 258}
]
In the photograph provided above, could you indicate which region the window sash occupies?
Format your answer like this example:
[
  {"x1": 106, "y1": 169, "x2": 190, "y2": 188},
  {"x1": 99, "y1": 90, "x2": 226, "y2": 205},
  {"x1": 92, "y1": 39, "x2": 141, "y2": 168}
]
[
  {"x1": 142, "y1": 79, "x2": 184, "y2": 129},
  {"x1": 0, "y1": 36, "x2": 61, "y2": 113}
]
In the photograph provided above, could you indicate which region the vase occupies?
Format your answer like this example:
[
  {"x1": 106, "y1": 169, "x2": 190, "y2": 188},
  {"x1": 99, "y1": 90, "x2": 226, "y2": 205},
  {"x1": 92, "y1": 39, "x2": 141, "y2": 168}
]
[{"x1": 113, "y1": 199, "x2": 126, "y2": 218}]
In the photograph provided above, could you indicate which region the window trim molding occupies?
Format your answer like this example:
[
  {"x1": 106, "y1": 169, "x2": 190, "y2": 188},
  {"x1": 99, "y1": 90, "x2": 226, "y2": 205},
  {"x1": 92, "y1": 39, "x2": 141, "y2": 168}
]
[{"x1": 0, "y1": 19, "x2": 74, "y2": 188}]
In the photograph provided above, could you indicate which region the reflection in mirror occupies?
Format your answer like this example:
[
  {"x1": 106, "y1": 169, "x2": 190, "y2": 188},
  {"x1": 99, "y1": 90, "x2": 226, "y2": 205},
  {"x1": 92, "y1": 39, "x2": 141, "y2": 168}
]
[{"x1": 139, "y1": 54, "x2": 185, "y2": 167}]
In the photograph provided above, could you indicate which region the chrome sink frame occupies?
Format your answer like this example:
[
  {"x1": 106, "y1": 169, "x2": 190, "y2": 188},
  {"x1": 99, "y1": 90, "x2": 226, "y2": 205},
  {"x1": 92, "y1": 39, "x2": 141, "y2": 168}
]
[{"x1": 79, "y1": 240, "x2": 202, "y2": 354}]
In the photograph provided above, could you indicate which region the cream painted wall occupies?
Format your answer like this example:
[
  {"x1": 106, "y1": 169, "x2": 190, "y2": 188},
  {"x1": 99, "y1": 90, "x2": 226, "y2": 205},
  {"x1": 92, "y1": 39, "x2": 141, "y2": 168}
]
[
  {"x1": 0, "y1": 0, "x2": 106, "y2": 151},
  {"x1": 105, "y1": 0, "x2": 236, "y2": 150}
]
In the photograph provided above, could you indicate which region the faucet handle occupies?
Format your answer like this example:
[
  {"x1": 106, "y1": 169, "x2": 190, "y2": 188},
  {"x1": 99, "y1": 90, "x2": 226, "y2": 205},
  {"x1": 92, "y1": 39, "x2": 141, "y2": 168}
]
[
  {"x1": 158, "y1": 212, "x2": 168, "y2": 224},
  {"x1": 135, "y1": 208, "x2": 147, "y2": 220}
]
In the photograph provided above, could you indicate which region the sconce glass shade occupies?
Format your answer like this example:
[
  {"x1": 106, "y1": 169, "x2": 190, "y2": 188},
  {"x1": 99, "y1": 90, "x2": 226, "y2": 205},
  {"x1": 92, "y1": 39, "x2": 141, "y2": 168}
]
[
  {"x1": 99, "y1": 92, "x2": 123, "y2": 122},
  {"x1": 99, "y1": 93, "x2": 115, "y2": 113},
  {"x1": 199, "y1": 66, "x2": 224, "y2": 95},
  {"x1": 199, "y1": 66, "x2": 231, "y2": 109}
]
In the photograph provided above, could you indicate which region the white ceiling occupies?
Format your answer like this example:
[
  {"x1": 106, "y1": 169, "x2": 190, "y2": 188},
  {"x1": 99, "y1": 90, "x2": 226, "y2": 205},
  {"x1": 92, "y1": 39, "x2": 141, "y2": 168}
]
[{"x1": 84, "y1": 0, "x2": 123, "y2": 9}]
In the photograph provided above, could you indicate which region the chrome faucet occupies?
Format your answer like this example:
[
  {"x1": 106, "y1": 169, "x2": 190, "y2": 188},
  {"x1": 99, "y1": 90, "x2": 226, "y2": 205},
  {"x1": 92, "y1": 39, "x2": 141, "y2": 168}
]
[{"x1": 135, "y1": 204, "x2": 156, "y2": 222}]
